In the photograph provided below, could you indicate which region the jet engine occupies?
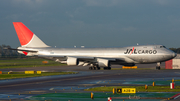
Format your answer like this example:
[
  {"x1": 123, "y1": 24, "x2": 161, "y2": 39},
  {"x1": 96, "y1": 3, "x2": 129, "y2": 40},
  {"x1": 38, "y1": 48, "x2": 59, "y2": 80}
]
[
  {"x1": 97, "y1": 58, "x2": 110, "y2": 67},
  {"x1": 67, "y1": 57, "x2": 79, "y2": 66}
]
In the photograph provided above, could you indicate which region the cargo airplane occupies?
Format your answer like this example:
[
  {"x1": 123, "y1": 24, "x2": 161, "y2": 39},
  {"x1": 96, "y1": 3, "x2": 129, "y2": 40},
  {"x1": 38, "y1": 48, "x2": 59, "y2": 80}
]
[{"x1": 10, "y1": 22, "x2": 176, "y2": 70}]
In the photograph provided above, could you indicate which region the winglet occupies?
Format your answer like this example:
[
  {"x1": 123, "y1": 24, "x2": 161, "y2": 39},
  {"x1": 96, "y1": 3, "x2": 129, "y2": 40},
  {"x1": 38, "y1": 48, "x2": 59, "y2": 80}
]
[{"x1": 13, "y1": 22, "x2": 49, "y2": 47}]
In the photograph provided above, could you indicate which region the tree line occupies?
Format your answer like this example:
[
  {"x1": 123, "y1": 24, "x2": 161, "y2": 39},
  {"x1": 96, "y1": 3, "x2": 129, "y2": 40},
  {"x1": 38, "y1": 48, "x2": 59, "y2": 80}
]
[
  {"x1": 169, "y1": 48, "x2": 180, "y2": 54},
  {"x1": 0, "y1": 45, "x2": 25, "y2": 58}
]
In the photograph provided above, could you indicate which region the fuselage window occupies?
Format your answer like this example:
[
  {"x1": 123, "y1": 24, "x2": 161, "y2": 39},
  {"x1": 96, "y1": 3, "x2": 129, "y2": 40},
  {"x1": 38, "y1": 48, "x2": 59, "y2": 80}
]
[{"x1": 160, "y1": 46, "x2": 166, "y2": 48}]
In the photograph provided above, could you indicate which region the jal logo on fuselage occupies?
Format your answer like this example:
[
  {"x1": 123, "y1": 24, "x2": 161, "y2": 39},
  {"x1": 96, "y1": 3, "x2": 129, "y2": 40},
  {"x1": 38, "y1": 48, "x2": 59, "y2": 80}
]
[{"x1": 124, "y1": 47, "x2": 157, "y2": 55}]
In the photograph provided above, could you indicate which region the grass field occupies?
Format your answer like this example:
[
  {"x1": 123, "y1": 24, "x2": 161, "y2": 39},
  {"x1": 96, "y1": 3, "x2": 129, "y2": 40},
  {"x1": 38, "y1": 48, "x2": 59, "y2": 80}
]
[
  {"x1": 85, "y1": 86, "x2": 180, "y2": 92},
  {"x1": 0, "y1": 58, "x2": 66, "y2": 68},
  {"x1": 0, "y1": 71, "x2": 77, "y2": 79}
]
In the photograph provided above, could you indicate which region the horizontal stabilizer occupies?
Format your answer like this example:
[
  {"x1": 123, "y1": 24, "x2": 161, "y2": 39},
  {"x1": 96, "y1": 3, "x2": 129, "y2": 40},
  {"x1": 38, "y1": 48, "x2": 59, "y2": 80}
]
[{"x1": 4, "y1": 47, "x2": 38, "y2": 53}]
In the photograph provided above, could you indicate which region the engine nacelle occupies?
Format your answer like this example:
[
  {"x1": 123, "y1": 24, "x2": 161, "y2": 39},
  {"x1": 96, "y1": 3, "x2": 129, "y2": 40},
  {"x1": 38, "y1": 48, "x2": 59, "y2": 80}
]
[
  {"x1": 97, "y1": 58, "x2": 110, "y2": 67},
  {"x1": 67, "y1": 57, "x2": 79, "y2": 66}
]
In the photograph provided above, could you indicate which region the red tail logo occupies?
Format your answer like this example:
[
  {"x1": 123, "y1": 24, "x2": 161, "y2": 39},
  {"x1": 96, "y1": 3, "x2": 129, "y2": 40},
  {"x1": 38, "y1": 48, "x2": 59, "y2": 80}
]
[
  {"x1": 129, "y1": 47, "x2": 135, "y2": 55},
  {"x1": 13, "y1": 22, "x2": 34, "y2": 46}
]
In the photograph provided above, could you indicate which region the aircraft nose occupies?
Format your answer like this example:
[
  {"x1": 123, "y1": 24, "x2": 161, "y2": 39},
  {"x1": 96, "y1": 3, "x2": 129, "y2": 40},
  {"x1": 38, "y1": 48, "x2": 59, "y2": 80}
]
[{"x1": 173, "y1": 52, "x2": 177, "y2": 58}]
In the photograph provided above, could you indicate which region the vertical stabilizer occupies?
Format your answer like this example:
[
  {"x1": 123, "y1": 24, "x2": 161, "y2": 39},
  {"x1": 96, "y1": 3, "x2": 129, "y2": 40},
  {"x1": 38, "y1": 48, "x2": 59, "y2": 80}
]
[{"x1": 13, "y1": 22, "x2": 49, "y2": 47}]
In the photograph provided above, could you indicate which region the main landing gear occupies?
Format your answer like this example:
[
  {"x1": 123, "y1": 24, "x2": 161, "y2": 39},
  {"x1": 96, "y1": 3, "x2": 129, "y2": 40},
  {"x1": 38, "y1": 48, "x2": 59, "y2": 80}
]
[
  {"x1": 103, "y1": 67, "x2": 111, "y2": 70},
  {"x1": 156, "y1": 62, "x2": 161, "y2": 70},
  {"x1": 89, "y1": 65, "x2": 111, "y2": 70},
  {"x1": 89, "y1": 65, "x2": 100, "y2": 70}
]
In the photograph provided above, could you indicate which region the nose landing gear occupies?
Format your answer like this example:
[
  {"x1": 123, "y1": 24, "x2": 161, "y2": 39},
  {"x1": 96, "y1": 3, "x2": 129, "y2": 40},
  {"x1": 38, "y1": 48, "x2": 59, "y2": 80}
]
[{"x1": 156, "y1": 62, "x2": 161, "y2": 70}]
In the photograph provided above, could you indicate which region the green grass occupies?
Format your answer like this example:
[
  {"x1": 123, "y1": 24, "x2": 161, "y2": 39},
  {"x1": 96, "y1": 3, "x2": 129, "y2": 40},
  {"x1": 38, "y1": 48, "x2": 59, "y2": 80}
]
[
  {"x1": 173, "y1": 79, "x2": 180, "y2": 81},
  {"x1": 0, "y1": 58, "x2": 66, "y2": 68},
  {"x1": 110, "y1": 68, "x2": 151, "y2": 70},
  {"x1": 85, "y1": 86, "x2": 180, "y2": 92},
  {"x1": 167, "y1": 79, "x2": 180, "y2": 81},
  {"x1": 0, "y1": 71, "x2": 77, "y2": 80}
]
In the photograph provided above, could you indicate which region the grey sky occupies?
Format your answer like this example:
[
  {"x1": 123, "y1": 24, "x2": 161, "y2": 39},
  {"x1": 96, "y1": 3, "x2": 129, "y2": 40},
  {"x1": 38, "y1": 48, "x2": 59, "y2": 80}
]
[{"x1": 0, "y1": 0, "x2": 180, "y2": 48}]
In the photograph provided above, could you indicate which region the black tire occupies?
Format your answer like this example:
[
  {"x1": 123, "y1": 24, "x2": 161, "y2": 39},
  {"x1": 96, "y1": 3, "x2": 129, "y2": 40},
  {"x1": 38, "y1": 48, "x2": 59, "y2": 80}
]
[
  {"x1": 156, "y1": 66, "x2": 160, "y2": 70},
  {"x1": 89, "y1": 67, "x2": 93, "y2": 70},
  {"x1": 104, "y1": 67, "x2": 111, "y2": 70},
  {"x1": 97, "y1": 66, "x2": 100, "y2": 70},
  {"x1": 93, "y1": 67, "x2": 96, "y2": 70},
  {"x1": 158, "y1": 67, "x2": 161, "y2": 70}
]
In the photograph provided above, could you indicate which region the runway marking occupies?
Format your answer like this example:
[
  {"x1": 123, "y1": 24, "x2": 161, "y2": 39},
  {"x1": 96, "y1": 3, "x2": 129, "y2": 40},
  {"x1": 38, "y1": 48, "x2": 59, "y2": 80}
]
[
  {"x1": 97, "y1": 81, "x2": 101, "y2": 84},
  {"x1": 49, "y1": 88, "x2": 54, "y2": 90},
  {"x1": 0, "y1": 73, "x2": 153, "y2": 88},
  {"x1": 174, "y1": 95, "x2": 180, "y2": 99},
  {"x1": 0, "y1": 74, "x2": 116, "y2": 88},
  {"x1": 79, "y1": 84, "x2": 95, "y2": 86}
]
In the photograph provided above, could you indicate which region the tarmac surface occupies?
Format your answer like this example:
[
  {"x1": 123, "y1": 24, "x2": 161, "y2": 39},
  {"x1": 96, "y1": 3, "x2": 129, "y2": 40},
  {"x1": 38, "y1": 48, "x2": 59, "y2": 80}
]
[{"x1": 0, "y1": 63, "x2": 180, "y2": 100}]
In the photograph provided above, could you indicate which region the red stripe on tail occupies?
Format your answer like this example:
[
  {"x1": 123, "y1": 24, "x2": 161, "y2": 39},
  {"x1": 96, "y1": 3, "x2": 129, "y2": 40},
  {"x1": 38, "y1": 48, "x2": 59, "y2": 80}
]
[{"x1": 13, "y1": 22, "x2": 34, "y2": 46}]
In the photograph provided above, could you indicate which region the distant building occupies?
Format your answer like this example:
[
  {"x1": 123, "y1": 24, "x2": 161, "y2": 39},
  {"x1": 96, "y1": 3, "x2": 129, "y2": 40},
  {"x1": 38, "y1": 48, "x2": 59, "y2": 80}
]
[{"x1": 166, "y1": 54, "x2": 180, "y2": 69}]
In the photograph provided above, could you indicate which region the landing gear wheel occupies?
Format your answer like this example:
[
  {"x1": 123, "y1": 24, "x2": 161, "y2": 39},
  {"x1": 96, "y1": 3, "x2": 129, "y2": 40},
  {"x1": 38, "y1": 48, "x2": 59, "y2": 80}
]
[
  {"x1": 93, "y1": 67, "x2": 96, "y2": 70},
  {"x1": 103, "y1": 67, "x2": 107, "y2": 70},
  {"x1": 97, "y1": 66, "x2": 100, "y2": 70},
  {"x1": 156, "y1": 62, "x2": 161, "y2": 70},
  {"x1": 89, "y1": 65, "x2": 101, "y2": 70},
  {"x1": 89, "y1": 67, "x2": 93, "y2": 70},
  {"x1": 104, "y1": 67, "x2": 111, "y2": 70},
  {"x1": 156, "y1": 66, "x2": 160, "y2": 70}
]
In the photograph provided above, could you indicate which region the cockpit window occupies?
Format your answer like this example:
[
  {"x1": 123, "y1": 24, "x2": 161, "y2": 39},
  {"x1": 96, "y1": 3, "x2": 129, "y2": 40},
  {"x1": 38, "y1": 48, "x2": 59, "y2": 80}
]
[{"x1": 160, "y1": 46, "x2": 166, "y2": 48}]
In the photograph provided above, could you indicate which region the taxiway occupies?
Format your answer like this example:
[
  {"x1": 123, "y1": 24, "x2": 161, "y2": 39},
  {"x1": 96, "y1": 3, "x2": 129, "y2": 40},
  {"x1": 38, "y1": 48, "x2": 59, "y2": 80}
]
[{"x1": 0, "y1": 63, "x2": 180, "y2": 100}]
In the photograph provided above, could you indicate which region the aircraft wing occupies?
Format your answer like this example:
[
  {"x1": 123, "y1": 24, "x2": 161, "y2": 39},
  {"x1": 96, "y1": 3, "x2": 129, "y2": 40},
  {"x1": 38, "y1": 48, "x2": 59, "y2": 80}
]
[
  {"x1": 38, "y1": 54, "x2": 126, "y2": 66},
  {"x1": 5, "y1": 46, "x2": 132, "y2": 67}
]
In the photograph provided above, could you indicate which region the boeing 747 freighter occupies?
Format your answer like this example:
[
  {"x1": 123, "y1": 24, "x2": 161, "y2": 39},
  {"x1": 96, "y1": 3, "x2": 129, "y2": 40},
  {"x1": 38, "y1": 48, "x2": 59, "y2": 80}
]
[{"x1": 10, "y1": 22, "x2": 176, "y2": 70}]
